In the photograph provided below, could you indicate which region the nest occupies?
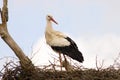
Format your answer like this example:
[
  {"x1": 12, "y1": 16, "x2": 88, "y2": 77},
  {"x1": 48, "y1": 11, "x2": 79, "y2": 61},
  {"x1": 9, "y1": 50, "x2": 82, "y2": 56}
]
[{"x1": 0, "y1": 60, "x2": 120, "y2": 80}]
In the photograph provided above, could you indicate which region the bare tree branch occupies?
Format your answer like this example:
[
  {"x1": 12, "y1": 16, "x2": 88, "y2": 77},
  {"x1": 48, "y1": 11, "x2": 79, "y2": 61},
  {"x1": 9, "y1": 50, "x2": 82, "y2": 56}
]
[{"x1": 0, "y1": 0, "x2": 35, "y2": 71}]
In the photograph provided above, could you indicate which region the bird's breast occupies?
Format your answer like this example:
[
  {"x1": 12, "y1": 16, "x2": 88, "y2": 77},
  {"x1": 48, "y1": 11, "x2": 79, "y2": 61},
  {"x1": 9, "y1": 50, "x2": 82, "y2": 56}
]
[{"x1": 45, "y1": 32, "x2": 70, "y2": 47}]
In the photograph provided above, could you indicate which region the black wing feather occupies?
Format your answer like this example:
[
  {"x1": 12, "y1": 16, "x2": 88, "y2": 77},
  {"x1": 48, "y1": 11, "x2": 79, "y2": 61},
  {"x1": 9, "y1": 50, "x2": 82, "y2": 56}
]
[
  {"x1": 51, "y1": 37, "x2": 84, "y2": 63},
  {"x1": 65, "y1": 37, "x2": 78, "y2": 49}
]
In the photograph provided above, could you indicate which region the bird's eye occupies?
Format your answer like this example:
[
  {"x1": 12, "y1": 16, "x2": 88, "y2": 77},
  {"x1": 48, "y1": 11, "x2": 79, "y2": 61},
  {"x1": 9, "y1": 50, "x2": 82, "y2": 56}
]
[{"x1": 48, "y1": 16, "x2": 50, "y2": 18}]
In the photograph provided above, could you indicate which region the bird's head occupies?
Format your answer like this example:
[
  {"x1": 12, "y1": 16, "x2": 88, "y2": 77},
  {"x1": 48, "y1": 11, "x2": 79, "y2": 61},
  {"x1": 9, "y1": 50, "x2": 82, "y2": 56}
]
[{"x1": 46, "y1": 15, "x2": 58, "y2": 24}]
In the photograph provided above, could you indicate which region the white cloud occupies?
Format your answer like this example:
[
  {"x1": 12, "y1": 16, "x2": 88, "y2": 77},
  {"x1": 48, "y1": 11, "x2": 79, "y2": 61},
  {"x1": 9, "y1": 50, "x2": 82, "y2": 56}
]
[
  {"x1": 30, "y1": 37, "x2": 60, "y2": 67},
  {"x1": 30, "y1": 34, "x2": 120, "y2": 69},
  {"x1": 76, "y1": 34, "x2": 120, "y2": 68}
]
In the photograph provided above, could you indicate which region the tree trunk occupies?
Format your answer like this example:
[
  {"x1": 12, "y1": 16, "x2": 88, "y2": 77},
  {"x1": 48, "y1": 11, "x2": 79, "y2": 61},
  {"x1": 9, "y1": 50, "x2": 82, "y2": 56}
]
[{"x1": 0, "y1": 0, "x2": 35, "y2": 72}]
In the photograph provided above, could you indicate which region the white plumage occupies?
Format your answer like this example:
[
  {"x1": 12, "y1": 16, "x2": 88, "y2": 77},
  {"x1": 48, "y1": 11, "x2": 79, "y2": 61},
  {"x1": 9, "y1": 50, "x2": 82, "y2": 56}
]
[
  {"x1": 45, "y1": 15, "x2": 84, "y2": 65},
  {"x1": 45, "y1": 16, "x2": 70, "y2": 47}
]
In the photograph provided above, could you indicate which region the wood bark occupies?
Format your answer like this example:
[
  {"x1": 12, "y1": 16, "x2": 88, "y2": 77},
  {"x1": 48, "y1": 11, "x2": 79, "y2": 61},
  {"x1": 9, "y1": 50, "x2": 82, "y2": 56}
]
[{"x1": 0, "y1": 0, "x2": 35, "y2": 71}]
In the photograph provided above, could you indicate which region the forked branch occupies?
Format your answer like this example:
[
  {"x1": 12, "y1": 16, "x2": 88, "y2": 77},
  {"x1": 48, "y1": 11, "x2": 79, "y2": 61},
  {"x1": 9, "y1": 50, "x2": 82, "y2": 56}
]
[{"x1": 0, "y1": 0, "x2": 35, "y2": 71}]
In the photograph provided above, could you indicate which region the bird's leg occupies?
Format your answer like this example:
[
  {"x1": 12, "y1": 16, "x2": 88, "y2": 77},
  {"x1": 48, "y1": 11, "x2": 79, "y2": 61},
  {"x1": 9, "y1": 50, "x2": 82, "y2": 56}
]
[
  {"x1": 63, "y1": 55, "x2": 74, "y2": 71},
  {"x1": 59, "y1": 52, "x2": 62, "y2": 71},
  {"x1": 63, "y1": 55, "x2": 68, "y2": 71}
]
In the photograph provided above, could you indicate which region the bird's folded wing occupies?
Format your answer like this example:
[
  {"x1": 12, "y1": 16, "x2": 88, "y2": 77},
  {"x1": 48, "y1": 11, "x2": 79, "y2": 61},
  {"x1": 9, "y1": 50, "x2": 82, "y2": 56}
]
[
  {"x1": 50, "y1": 36, "x2": 70, "y2": 47},
  {"x1": 54, "y1": 31, "x2": 68, "y2": 37}
]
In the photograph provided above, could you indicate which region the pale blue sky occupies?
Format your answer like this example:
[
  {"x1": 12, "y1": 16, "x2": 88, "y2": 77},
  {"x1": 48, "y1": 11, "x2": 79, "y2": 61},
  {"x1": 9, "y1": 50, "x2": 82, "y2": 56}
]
[{"x1": 0, "y1": 0, "x2": 120, "y2": 68}]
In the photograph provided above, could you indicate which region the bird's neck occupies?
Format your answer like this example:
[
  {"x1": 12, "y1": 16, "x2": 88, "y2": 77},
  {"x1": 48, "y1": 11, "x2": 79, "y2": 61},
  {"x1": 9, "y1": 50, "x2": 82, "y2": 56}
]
[
  {"x1": 46, "y1": 21, "x2": 54, "y2": 32},
  {"x1": 45, "y1": 21, "x2": 54, "y2": 44}
]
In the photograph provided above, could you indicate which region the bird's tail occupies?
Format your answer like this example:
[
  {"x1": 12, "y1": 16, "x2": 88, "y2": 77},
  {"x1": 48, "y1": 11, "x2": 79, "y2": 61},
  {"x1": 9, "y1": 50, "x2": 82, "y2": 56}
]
[
  {"x1": 65, "y1": 50, "x2": 84, "y2": 63},
  {"x1": 76, "y1": 50, "x2": 84, "y2": 63}
]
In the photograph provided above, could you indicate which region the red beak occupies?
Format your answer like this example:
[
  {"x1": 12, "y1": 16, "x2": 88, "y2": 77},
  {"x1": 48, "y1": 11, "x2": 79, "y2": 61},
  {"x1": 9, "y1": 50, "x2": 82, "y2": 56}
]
[{"x1": 50, "y1": 17, "x2": 58, "y2": 24}]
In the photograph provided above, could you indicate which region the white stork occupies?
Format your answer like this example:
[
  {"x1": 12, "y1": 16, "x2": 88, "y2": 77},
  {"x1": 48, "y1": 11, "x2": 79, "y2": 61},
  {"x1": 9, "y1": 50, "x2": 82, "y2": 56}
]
[{"x1": 45, "y1": 15, "x2": 84, "y2": 70}]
